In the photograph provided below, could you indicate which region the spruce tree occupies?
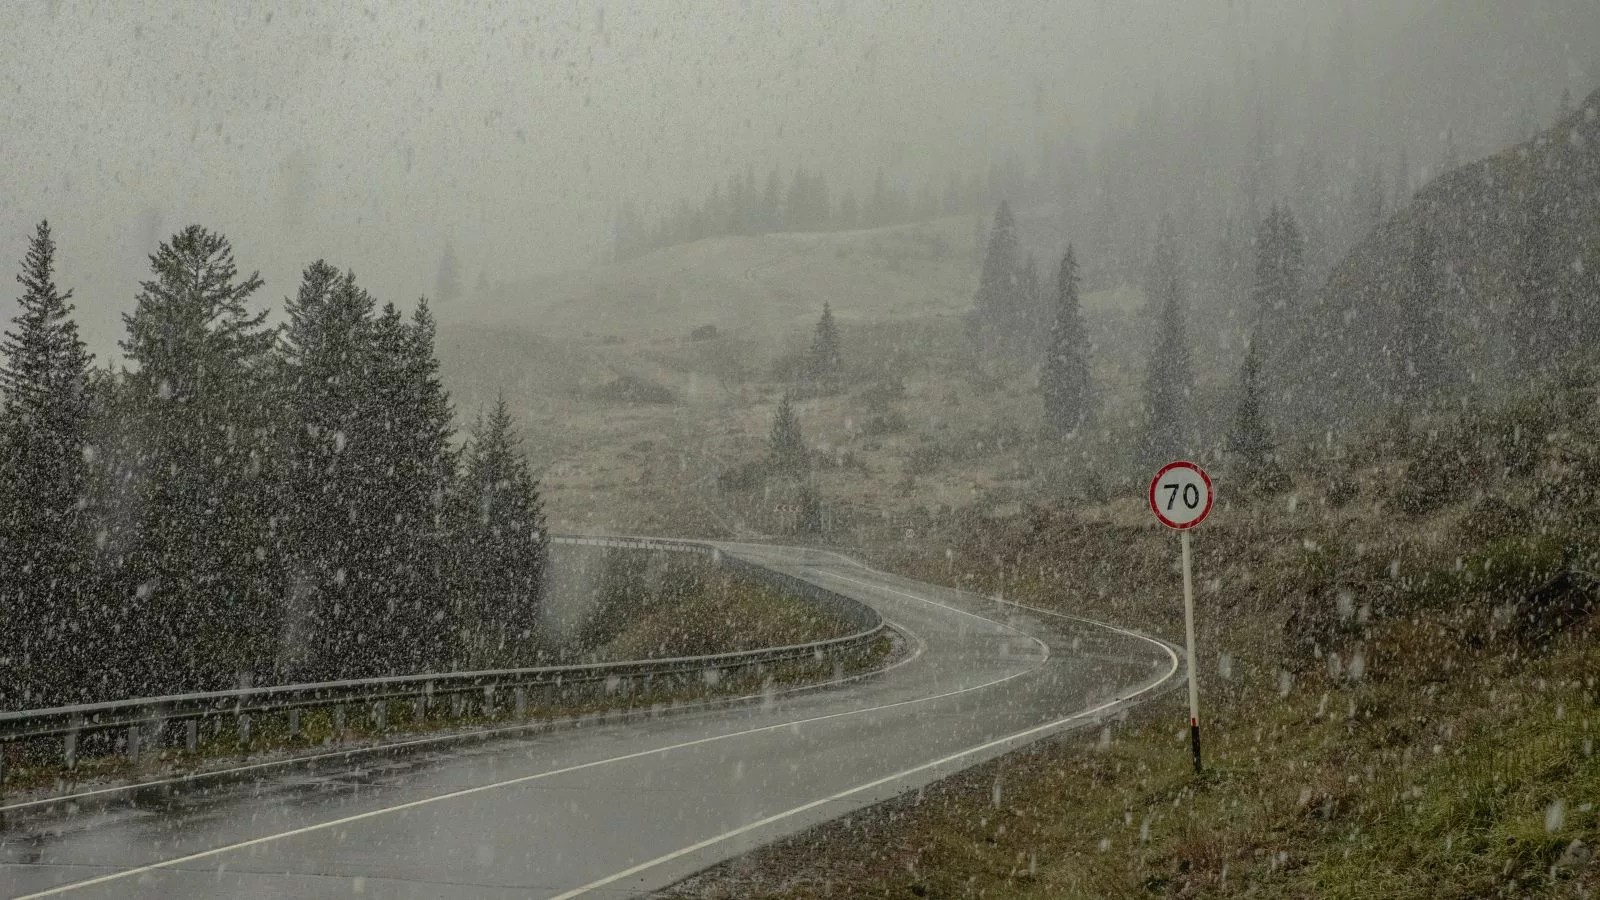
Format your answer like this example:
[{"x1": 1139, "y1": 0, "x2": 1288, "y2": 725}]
[
  {"x1": 1227, "y1": 335, "x2": 1283, "y2": 490},
  {"x1": 118, "y1": 225, "x2": 280, "y2": 694},
  {"x1": 1251, "y1": 204, "x2": 1306, "y2": 347},
  {"x1": 456, "y1": 396, "x2": 547, "y2": 667},
  {"x1": 761, "y1": 167, "x2": 783, "y2": 233},
  {"x1": 795, "y1": 482, "x2": 824, "y2": 535},
  {"x1": 972, "y1": 202, "x2": 1019, "y2": 345},
  {"x1": 1039, "y1": 246, "x2": 1091, "y2": 439},
  {"x1": 278, "y1": 261, "x2": 383, "y2": 681},
  {"x1": 1141, "y1": 248, "x2": 1192, "y2": 467},
  {"x1": 0, "y1": 220, "x2": 96, "y2": 707},
  {"x1": 768, "y1": 394, "x2": 807, "y2": 473},
  {"x1": 435, "y1": 241, "x2": 460, "y2": 303},
  {"x1": 366, "y1": 299, "x2": 458, "y2": 674},
  {"x1": 807, "y1": 302, "x2": 841, "y2": 378}
]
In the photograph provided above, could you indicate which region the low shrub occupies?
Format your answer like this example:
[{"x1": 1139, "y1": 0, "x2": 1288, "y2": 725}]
[{"x1": 593, "y1": 373, "x2": 676, "y2": 405}]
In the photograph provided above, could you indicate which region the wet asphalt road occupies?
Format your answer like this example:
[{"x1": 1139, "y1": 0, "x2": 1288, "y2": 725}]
[{"x1": 0, "y1": 542, "x2": 1176, "y2": 899}]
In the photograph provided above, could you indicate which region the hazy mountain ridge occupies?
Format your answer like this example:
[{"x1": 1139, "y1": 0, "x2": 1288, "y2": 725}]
[{"x1": 1276, "y1": 86, "x2": 1600, "y2": 435}]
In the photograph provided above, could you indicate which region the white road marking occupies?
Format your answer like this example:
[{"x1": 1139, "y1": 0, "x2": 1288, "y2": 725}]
[
  {"x1": 10, "y1": 575, "x2": 1046, "y2": 898},
  {"x1": 548, "y1": 638, "x2": 1179, "y2": 899},
  {"x1": 811, "y1": 569, "x2": 1052, "y2": 658},
  {"x1": 822, "y1": 550, "x2": 1185, "y2": 658},
  {"x1": 0, "y1": 618, "x2": 924, "y2": 816}
]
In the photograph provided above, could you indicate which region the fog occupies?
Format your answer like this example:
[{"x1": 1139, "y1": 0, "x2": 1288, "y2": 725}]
[{"x1": 3, "y1": 0, "x2": 1400, "y2": 355}]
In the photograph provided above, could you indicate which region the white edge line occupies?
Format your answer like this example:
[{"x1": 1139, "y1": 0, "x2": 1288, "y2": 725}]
[
  {"x1": 9, "y1": 596, "x2": 1042, "y2": 898},
  {"x1": 548, "y1": 631, "x2": 1179, "y2": 899},
  {"x1": 14, "y1": 555, "x2": 1176, "y2": 900},
  {"x1": 0, "y1": 620, "x2": 924, "y2": 816}
]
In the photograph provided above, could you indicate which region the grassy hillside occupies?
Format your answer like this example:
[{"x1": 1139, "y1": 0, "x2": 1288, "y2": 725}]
[
  {"x1": 434, "y1": 276, "x2": 1166, "y2": 538},
  {"x1": 449, "y1": 206, "x2": 1076, "y2": 341},
  {"x1": 665, "y1": 375, "x2": 1600, "y2": 899}
]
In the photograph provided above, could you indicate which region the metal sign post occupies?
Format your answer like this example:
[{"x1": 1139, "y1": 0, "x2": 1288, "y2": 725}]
[{"x1": 1149, "y1": 460, "x2": 1214, "y2": 774}]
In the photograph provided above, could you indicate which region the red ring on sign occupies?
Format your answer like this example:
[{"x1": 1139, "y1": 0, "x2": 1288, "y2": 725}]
[{"x1": 1148, "y1": 460, "x2": 1214, "y2": 530}]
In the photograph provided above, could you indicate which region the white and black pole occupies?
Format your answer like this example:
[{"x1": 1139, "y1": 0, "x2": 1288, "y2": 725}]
[{"x1": 1149, "y1": 460, "x2": 1214, "y2": 775}]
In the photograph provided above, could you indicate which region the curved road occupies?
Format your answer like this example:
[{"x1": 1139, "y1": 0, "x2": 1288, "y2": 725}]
[{"x1": 1, "y1": 542, "x2": 1177, "y2": 899}]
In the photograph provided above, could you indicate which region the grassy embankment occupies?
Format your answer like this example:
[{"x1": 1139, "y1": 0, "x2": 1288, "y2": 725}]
[{"x1": 668, "y1": 383, "x2": 1600, "y2": 899}]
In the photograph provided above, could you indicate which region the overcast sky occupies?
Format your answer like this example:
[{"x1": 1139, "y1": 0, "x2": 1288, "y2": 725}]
[{"x1": 3, "y1": 0, "x2": 1347, "y2": 354}]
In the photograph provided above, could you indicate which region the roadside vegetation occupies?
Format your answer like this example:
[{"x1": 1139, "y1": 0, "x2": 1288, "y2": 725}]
[
  {"x1": 665, "y1": 376, "x2": 1600, "y2": 898},
  {"x1": 0, "y1": 549, "x2": 890, "y2": 801}
]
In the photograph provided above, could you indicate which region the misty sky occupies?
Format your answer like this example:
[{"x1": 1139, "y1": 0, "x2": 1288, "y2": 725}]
[{"x1": 2, "y1": 1, "x2": 1345, "y2": 355}]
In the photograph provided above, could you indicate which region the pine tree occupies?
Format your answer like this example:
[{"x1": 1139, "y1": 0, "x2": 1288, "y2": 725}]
[
  {"x1": 1039, "y1": 246, "x2": 1091, "y2": 439},
  {"x1": 768, "y1": 394, "x2": 807, "y2": 473},
  {"x1": 435, "y1": 241, "x2": 460, "y2": 303},
  {"x1": 795, "y1": 482, "x2": 824, "y2": 535},
  {"x1": 761, "y1": 167, "x2": 783, "y2": 233},
  {"x1": 1394, "y1": 222, "x2": 1447, "y2": 412},
  {"x1": 971, "y1": 202, "x2": 1019, "y2": 345},
  {"x1": 807, "y1": 302, "x2": 841, "y2": 378},
  {"x1": 366, "y1": 299, "x2": 458, "y2": 674},
  {"x1": 278, "y1": 261, "x2": 382, "y2": 681},
  {"x1": 1141, "y1": 246, "x2": 1192, "y2": 467},
  {"x1": 1227, "y1": 335, "x2": 1283, "y2": 489},
  {"x1": 118, "y1": 225, "x2": 280, "y2": 694},
  {"x1": 455, "y1": 395, "x2": 547, "y2": 667},
  {"x1": 0, "y1": 220, "x2": 96, "y2": 707},
  {"x1": 1251, "y1": 204, "x2": 1306, "y2": 347}
]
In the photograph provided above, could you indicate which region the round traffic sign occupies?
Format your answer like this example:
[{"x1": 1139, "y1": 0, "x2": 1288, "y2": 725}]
[{"x1": 1149, "y1": 461, "x2": 1213, "y2": 529}]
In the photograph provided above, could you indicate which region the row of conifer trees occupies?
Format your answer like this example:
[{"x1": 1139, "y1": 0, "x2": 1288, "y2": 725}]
[{"x1": 0, "y1": 222, "x2": 548, "y2": 710}]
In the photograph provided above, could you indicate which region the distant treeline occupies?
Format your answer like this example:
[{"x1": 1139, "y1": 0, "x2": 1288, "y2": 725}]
[
  {"x1": 0, "y1": 222, "x2": 548, "y2": 710},
  {"x1": 611, "y1": 156, "x2": 1033, "y2": 262}
]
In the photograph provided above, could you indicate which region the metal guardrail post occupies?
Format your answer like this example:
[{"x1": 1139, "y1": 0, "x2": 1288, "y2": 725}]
[
  {"x1": 288, "y1": 708, "x2": 300, "y2": 740},
  {"x1": 185, "y1": 719, "x2": 198, "y2": 753},
  {"x1": 238, "y1": 713, "x2": 252, "y2": 749},
  {"x1": 372, "y1": 701, "x2": 386, "y2": 731},
  {"x1": 514, "y1": 686, "x2": 527, "y2": 719},
  {"x1": 126, "y1": 722, "x2": 140, "y2": 763},
  {"x1": 65, "y1": 714, "x2": 81, "y2": 770},
  {"x1": 333, "y1": 704, "x2": 346, "y2": 742}
]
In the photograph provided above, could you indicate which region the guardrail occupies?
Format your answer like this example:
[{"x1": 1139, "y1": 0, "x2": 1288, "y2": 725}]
[{"x1": 0, "y1": 535, "x2": 885, "y2": 794}]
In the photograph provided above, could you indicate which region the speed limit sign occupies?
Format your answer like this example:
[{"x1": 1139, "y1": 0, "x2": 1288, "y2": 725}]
[
  {"x1": 1149, "y1": 459, "x2": 1213, "y2": 775},
  {"x1": 1149, "y1": 460, "x2": 1213, "y2": 530}
]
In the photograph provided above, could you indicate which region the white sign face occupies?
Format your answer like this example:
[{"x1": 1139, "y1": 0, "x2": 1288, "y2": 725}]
[{"x1": 1149, "y1": 461, "x2": 1213, "y2": 529}]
